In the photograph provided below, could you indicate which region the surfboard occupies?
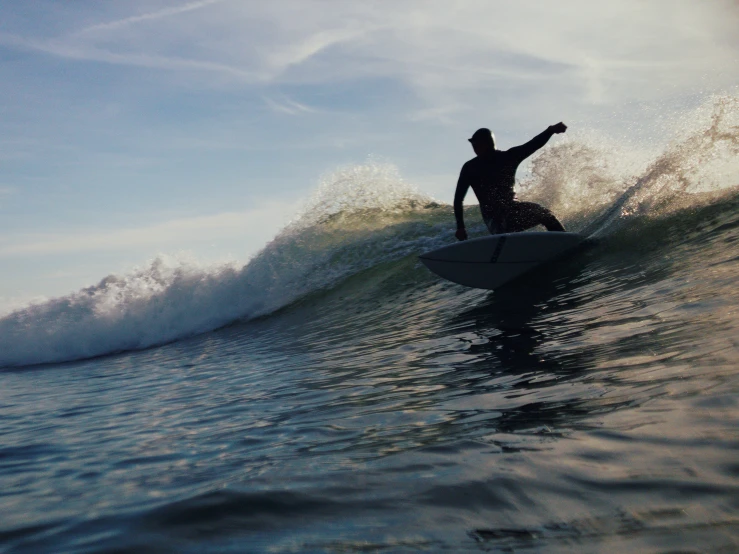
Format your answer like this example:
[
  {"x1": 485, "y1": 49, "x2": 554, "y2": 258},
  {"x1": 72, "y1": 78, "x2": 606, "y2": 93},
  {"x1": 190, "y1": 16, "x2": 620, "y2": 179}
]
[{"x1": 419, "y1": 232, "x2": 583, "y2": 290}]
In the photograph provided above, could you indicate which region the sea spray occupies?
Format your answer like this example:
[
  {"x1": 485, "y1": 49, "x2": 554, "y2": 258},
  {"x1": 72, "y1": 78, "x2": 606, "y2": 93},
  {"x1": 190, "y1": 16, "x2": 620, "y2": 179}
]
[{"x1": 520, "y1": 94, "x2": 739, "y2": 235}]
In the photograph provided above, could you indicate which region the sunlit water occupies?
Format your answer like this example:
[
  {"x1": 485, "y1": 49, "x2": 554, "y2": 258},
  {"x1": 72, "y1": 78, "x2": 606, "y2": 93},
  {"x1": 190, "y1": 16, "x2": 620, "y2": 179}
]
[{"x1": 1, "y1": 95, "x2": 738, "y2": 552}]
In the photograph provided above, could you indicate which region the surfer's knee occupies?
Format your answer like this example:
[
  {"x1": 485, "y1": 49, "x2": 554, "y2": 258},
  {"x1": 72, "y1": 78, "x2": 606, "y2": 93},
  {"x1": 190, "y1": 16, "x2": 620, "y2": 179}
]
[
  {"x1": 543, "y1": 213, "x2": 565, "y2": 232},
  {"x1": 532, "y1": 205, "x2": 564, "y2": 231}
]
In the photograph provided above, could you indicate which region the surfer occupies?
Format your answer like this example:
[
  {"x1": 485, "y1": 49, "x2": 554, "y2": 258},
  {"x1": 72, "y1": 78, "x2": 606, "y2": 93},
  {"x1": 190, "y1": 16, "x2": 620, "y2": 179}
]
[{"x1": 454, "y1": 124, "x2": 567, "y2": 241}]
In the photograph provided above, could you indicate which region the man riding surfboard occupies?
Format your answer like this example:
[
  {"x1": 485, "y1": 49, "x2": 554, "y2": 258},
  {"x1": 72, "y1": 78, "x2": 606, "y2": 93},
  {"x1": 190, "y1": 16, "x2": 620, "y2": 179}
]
[{"x1": 454, "y1": 124, "x2": 567, "y2": 240}]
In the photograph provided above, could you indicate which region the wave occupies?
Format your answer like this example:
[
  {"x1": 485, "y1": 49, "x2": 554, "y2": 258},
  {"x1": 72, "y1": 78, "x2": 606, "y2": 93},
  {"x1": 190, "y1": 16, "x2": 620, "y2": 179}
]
[
  {"x1": 1, "y1": 95, "x2": 737, "y2": 368},
  {"x1": 0, "y1": 164, "x2": 452, "y2": 368}
]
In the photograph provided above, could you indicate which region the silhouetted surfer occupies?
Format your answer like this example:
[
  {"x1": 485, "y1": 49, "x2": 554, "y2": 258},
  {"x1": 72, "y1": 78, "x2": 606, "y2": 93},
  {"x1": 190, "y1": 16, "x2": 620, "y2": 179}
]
[{"x1": 454, "y1": 124, "x2": 567, "y2": 240}]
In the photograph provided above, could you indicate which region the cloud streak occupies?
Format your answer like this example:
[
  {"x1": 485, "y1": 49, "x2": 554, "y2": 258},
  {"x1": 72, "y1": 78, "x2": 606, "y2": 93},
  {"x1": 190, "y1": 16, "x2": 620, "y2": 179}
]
[
  {"x1": 263, "y1": 95, "x2": 318, "y2": 116},
  {"x1": 0, "y1": 31, "x2": 262, "y2": 81},
  {"x1": 73, "y1": 0, "x2": 226, "y2": 36}
]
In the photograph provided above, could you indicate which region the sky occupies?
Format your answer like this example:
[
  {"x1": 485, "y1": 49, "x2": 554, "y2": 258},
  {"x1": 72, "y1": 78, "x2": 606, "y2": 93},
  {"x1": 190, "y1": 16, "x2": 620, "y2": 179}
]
[{"x1": 0, "y1": 0, "x2": 737, "y2": 307}]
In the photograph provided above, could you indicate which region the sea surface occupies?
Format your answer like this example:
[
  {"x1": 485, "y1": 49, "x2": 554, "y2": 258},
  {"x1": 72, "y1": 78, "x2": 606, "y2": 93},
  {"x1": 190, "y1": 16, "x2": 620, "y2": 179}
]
[{"x1": 1, "y1": 96, "x2": 739, "y2": 552}]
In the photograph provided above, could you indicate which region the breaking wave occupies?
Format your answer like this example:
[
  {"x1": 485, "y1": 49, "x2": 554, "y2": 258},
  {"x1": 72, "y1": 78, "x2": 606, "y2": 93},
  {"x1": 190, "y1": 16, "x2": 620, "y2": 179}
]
[{"x1": 1, "y1": 94, "x2": 737, "y2": 368}]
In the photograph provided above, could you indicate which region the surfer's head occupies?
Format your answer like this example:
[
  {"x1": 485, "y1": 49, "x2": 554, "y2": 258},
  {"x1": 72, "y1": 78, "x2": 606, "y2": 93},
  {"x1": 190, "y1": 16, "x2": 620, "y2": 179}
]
[{"x1": 468, "y1": 128, "x2": 496, "y2": 155}]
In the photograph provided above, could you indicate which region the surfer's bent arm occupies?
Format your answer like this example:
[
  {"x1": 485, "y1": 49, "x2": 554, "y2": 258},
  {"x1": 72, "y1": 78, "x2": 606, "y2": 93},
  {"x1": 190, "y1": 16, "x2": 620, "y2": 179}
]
[
  {"x1": 508, "y1": 122, "x2": 567, "y2": 163},
  {"x1": 453, "y1": 168, "x2": 470, "y2": 231}
]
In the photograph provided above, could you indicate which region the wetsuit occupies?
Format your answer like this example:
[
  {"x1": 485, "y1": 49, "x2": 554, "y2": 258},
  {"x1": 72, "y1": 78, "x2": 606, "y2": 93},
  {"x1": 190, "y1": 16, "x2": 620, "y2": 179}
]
[{"x1": 454, "y1": 128, "x2": 564, "y2": 234}]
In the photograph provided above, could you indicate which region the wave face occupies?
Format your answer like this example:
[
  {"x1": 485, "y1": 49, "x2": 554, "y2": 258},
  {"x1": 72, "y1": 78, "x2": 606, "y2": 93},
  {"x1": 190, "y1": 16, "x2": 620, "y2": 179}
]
[{"x1": 0, "y1": 94, "x2": 737, "y2": 368}]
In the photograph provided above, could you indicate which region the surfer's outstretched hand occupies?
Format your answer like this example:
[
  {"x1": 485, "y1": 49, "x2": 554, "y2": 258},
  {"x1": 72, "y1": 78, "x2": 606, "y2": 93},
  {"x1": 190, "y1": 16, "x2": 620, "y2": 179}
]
[
  {"x1": 455, "y1": 228, "x2": 468, "y2": 241},
  {"x1": 550, "y1": 122, "x2": 567, "y2": 134}
]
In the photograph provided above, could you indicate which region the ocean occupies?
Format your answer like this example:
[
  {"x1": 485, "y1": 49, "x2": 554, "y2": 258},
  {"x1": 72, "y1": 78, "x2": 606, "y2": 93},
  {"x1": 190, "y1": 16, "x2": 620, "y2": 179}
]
[{"x1": 1, "y1": 96, "x2": 738, "y2": 552}]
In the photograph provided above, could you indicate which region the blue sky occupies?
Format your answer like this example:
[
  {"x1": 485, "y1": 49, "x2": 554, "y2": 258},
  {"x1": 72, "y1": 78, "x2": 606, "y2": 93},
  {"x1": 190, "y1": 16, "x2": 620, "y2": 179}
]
[{"x1": 1, "y1": 0, "x2": 737, "y2": 308}]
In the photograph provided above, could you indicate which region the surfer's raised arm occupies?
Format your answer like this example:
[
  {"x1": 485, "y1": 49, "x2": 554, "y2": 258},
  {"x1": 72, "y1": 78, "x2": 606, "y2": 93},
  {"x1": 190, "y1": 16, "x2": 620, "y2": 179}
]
[
  {"x1": 453, "y1": 165, "x2": 471, "y2": 241},
  {"x1": 508, "y1": 122, "x2": 567, "y2": 163}
]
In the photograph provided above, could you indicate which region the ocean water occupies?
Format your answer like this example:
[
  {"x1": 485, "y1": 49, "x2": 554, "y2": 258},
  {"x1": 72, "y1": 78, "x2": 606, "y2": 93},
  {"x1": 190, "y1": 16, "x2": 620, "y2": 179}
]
[{"x1": 1, "y1": 96, "x2": 738, "y2": 553}]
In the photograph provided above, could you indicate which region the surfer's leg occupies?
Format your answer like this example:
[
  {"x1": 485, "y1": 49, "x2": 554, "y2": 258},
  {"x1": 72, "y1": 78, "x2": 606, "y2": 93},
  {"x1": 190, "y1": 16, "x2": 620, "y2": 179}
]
[{"x1": 510, "y1": 202, "x2": 565, "y2": 232}]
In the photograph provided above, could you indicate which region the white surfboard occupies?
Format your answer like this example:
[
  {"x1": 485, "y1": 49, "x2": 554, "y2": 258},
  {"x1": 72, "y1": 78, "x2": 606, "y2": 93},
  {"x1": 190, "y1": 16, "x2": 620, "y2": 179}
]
[{"x1": 419, "y1": 232, "x2": 583, "y2": 290}]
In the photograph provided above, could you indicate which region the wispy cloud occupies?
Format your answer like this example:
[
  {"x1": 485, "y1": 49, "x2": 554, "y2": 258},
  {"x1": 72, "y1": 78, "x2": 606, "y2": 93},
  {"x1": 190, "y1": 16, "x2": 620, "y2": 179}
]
[
  {"x1": 2, "y1": 0, "x2": 736, "y2": 107},
  {"x1": 263, "y1": 95, "x2": 318, "y2": 116},
  {"x1": 264, "y1": 26, "x2": 371, "y2": 73},
  {"x1": 0, "y1": 31, "x2": 261, "y2": 81},
  {"x1": 73, "y1": 0, "x2": 226, "y2": 36}
]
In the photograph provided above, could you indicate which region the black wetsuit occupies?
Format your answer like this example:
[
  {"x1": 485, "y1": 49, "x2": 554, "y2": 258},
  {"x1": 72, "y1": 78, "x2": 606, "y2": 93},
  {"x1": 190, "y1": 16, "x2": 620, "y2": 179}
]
[{"x1": 454, "y1": 128, "x2": 563, "y2": 234}]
